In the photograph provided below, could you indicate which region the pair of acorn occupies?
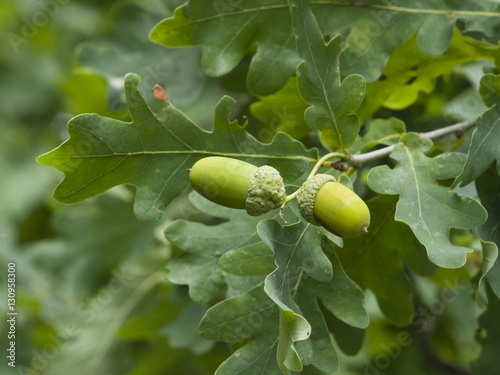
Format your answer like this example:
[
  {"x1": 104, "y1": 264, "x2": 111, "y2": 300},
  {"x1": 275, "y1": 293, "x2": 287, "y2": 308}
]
[{"x1": 189, "y1": 157, "x2": 370, "y2": 238}]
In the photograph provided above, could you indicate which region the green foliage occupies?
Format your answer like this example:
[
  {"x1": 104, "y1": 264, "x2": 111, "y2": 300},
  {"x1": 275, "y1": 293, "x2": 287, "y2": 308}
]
[
  {"x1": 150, "y1": 0, "x2": 298, "y2": 96},
  {"x1": 37, "y1": 73, "x2": 315, "y2": 221},
  {"x1": 289, "y1": 0, "x2": 365, "y2": 152},
  {"x1": 336, "y1": 195, "x2": 435, "y2": 326},
  {"x1": 164, "y1": 193, "x2": 285, "y2": 303},
  {"x1": 259, "y1": 212, "x2": 368, "y2": 372},
  {"x1": 5, "y1": 0, "x2": 500, "y2": 374},
  {"x1": 358, "y1": 31, "x2": 500, "y2": 123},
  {"x1": 471, "y1": 286, "x2": 500, "y2": 375},
  {"x1": 455, "y1": 99, "x2": 500, "y2": 187},
  {"x1": 368, "y1": 133, "x2": 487, "y2": 268}
]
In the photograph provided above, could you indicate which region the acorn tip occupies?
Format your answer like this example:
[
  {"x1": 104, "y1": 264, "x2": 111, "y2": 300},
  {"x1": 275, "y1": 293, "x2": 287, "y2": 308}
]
[{"x1": 362, "y1": 227, "x2": 369, "y2": 234}]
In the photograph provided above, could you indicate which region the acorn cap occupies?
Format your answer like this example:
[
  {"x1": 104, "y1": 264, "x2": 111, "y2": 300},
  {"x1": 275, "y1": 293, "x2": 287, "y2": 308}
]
[
  {"x1": 245, "y1": 166, "x2": 286, "y2": 216},
  {"x1": 296, "y1": 174, "x2": 336, "y2": 225}
]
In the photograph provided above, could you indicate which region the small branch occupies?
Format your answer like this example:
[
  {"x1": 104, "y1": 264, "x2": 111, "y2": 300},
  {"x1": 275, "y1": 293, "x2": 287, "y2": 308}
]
[
  {"x1": 419, "y1": 118, "x2": 476, "y2": 140},
  {"x1": 277, "y1": 119, "x2": 475, "y2": 216},
  {"x1": 348, "y1": 119, "x2": 476, "y2": 169}
]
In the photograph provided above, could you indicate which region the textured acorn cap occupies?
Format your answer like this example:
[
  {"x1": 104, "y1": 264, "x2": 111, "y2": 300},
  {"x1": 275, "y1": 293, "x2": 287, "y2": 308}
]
[
  {"x1": 245, "y1": 166, "x2": 286, "y2": 216},
  {"x1": 296, "y1": 174, "x2": 336, "y2": 225}
]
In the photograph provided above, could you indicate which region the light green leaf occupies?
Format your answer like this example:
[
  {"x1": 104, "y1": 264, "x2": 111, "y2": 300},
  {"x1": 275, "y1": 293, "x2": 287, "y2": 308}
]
[
  {"x1": 63, "y1": 72, "x2": 129, "y2": 120},
  {"x1": 318, "y1": 0, "x2": 500, "y2": 80},
  {"x1": 454, "y1": 103, "x2": 500, "y2": 187},
  {"x1": 336, "y1": 195, "x2": 435, "y2": 326},
  {"x1": 357, "y1": 31, "x2": 498, "y2": 123},
  {"x1": 471, "y1": 286, "x2": 500, "y2": 375},
  {"x1": 289, "y1": 0, "x2": 365, "y2": 152},
  {"x1": 37, "y1": 73, "x2": 316, "y2": 221},
  {"x1": 250, "y1": 77, "x2": 310, "y2": 142},
  {"x1": 368, "y1": 133, "x2": 487, "y2": 269}
]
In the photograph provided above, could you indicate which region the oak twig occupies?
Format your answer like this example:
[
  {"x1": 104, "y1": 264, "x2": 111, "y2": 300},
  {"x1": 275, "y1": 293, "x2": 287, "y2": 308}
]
[{"x1": 346, "y1": 119, "x2": 476, "y2": 169}]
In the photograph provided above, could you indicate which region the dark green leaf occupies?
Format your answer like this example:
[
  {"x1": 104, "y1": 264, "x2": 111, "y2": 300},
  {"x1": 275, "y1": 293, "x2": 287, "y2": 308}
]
[
  {"x1": 150, "y1": 1, "x2": 299, "y2": 96},
  {"x1": 220, "y1": 242, "x2": 276, "y2": 276},
  {"x1": 37, "y1": 73, "x2": 316, "y2": 221},
  {"x1": 480, "y1": 74, "x2": 500, "y2": 107},
  {"x1": 471, "y1": 286, "x2": 500, "y2": 375},
  {"x1": 336, "y1": 195, "x2": 435, "y2": 326},
  {"x1": 165, "y1": 193, "x2": 290, "y2": 304},
  {"x1": 258, "y1": 212, "x2": 367, "y2": 372},
  {"x1": 162, "y1": 303, "x2": 213, "y2": 354},
  {"x1": 289, "y1": 0, "x2": 365, "y2": 152},
  {"x1": 151, "y1": 0, "x2": 500, "y2": 96},
  {"x1": 455, "y1": 104, "x2": 500, "y2": 187},
  {"x1": 476, "y1": 165, "x2": 500, "y2": 248},
  {"x1": 296, "y1": 284, "x2": 338, "y2": 373},
  {"x1": 368, "y1": 133, "x2": 487, "y2": 269},
  {"x1": 477, "y1": 241, "x2": 500, "y2": 303},
  {"x1": 199, "y1": 283, "x2": 282, "y2": 375}
]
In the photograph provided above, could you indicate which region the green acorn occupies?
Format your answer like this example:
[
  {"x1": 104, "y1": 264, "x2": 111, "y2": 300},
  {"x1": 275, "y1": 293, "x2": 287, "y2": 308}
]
[
  {"x1": 296, "y1": 174, "x2": 370, "y2": 238},
  {"x1": 189, "y1": 157, "x2": 286, "y2": 216}
]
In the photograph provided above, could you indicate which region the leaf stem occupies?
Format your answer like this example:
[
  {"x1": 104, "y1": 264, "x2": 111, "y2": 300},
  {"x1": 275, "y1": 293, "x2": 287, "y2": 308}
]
[
  {"x1": 307, "y1": 152, "x2": 348, "y2": 179},
  {"x1": 281, "y1": 190, "x2": 299, "y2": 211}
]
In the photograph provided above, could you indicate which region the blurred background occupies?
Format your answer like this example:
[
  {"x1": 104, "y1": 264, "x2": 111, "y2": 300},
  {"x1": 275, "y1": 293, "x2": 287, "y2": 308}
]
[
  {"x1": 0, "y1": 1, "x2": 487, "y2": 374},
  {"x1": 0, "y1": 1, "x2": 234, "y2": 374}
]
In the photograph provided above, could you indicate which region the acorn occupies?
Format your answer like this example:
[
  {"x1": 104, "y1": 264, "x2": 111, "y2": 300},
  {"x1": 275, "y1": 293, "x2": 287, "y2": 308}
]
[
  {"x1": 296, "y1": 174, "x2": 370, "y2": 238},
  {"x1": 189, "y1": 157, "x2": 286, "y2": 216}
]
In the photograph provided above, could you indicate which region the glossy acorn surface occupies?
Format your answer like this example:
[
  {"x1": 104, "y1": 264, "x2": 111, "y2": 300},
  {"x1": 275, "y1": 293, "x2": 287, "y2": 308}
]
[
  {"x1": 314, "y1": 181, "x2": 370, "y2": 238},
  {"x1": 189, "y1": 157, "x2": 286, "y2": 215},
  {"x1": 189, "y1": 157, "x2": 257, "y2": 209},
  {"x1": 297, "y1": 174, "x2": 370, "y2": 238}
]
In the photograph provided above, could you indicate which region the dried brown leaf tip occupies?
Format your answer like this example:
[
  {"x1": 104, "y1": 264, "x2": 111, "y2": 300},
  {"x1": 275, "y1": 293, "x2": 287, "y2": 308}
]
[{"x1": 153, "y1": 84, "x2": 169, "y2": 103}]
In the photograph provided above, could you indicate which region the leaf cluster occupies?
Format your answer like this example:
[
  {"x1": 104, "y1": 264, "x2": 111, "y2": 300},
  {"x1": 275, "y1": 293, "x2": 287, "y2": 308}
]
[{"x1": 35, "y1": 0, "x2": 500, "y2": 374}]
